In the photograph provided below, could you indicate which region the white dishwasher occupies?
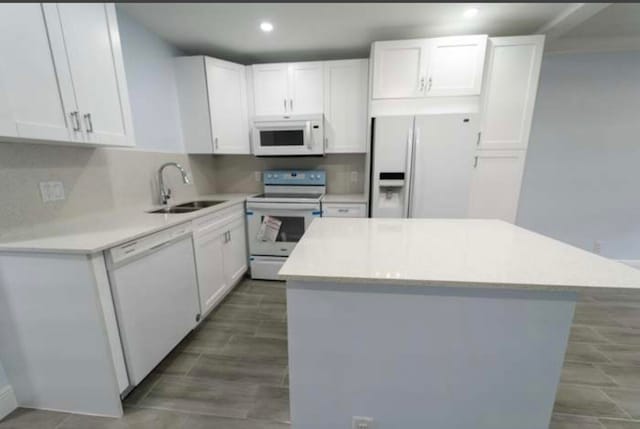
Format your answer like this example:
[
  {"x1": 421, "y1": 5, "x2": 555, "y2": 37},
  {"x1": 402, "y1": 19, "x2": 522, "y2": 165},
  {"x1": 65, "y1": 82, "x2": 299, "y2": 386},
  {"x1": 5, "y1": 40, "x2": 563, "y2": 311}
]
[{"x1": 107, "y1": 223, "x2": 200, "y2": 386}]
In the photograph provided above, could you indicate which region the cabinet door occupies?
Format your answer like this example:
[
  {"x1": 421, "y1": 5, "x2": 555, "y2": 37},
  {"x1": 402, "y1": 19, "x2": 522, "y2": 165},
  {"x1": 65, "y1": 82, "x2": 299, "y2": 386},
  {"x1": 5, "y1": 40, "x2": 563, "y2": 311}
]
[
  {"x1": 206, "y1": 58, "x2": 250, "y2": 154},
  {"x1": 252, "y1": 63, "x2": 289, "y2": 116},
  {"x1": 223, "y1": 219, "x2": 248, "y2": 287},
  {"x1": 55, "y1": 3, "x2": 133, "y2": 146},
  {"x1": 288, "y1": 62, "x2": 323, "y2": 115},
  {"x1": 467, "y1": 150, "x2": 526, "y2": 223},
  {"x1": 323, "y1": 59, "x2": 368, "y2": 153},
  {"x1": 0, "y1": 4, "x2": 77, "y2": 142},
  {"x1": 479, "y1": 36, "x2": 544, "y2": 150},
  {"x1": 194, "y1": 227, "x2": 228, "y2": 316},
  {"x1": 372, "y1": 39, "x2": 428, "y2": 99},
  {"x1": 426, "y1": 35, "x2": 488, "y2": 97}
]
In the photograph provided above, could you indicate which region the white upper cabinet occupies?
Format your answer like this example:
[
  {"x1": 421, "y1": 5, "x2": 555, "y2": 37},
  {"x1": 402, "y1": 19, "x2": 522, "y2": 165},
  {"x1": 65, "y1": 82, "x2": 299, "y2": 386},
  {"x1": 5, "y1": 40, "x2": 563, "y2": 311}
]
[
  {"x1": 53, "y1": 4, "x2": 133, "y2": 146},
  {"x1": 252, "y1": 62, "x2": 324, "y2": 116},
  {"x1": 427, "y1": 35, "x2": 487, "y2": 97},
  {"x1": 206, "y1": 58, "x2": 250, "y2": 154},
  {"x1": 288, "y1": 62, "x2": 324, "y2": 115},
  {"x1": 252, "y1": 63, "x2": 289, "y2": 116},
  {"x1": 323, "y1": 59, "x2": 368, "y2": 153},
  {"x1": 175, "y1": 56, "x2": 250, "y2": 154},
  {"x1": 0, "y1": 4, "x2": 76, "y2": 143},
  {"x1": 371, "y1": 35, "x2": 487, "y2": 100},
  {"x1": 478, "y1": 35, "x2": 545, "y2": 150},
  {"x1": 372, "y1": 39, "x2": 428, "y2": 99},
  {"x1": 0, "y1": 3, "x2": 134, "y2": 147}
]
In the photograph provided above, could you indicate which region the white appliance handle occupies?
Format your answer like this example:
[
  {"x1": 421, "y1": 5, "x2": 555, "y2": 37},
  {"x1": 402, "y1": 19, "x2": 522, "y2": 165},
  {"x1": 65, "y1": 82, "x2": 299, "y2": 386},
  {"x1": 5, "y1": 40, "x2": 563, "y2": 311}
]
[
  {"x1": 405, "y1": 121, "x2": 417, "y2": 218},
  {"x1": 247, "y1": 202, "x2": 320, "y2": 211}
]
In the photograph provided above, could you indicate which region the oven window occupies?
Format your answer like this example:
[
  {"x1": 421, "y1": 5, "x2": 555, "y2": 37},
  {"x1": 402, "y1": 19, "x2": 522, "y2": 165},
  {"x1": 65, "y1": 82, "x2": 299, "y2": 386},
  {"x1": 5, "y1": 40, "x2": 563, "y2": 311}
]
[
  {"x1": 261, "y1": 216, "x2": 305, "y2": 242},
  {"x1": 260, "y1": 130, "x2": 304, "y2": 147}
]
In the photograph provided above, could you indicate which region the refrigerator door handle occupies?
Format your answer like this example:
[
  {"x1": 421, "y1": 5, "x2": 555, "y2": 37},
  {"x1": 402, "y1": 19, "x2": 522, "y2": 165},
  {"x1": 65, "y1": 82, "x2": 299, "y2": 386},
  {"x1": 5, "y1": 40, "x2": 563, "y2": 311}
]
[{"x1": 405, "y1": 122, "x2": 418, "y2": 218}]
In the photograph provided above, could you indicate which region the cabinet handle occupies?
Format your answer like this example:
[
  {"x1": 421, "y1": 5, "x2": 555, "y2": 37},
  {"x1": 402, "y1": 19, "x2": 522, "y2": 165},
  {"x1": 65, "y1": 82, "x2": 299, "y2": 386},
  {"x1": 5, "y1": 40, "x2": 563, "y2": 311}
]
[
  {"x1": 70, "y1": 111, "x2": 81, "y2": 132},
  {"x1": 473, "y1": 156, "x2": 478, "y2": 168},
  {"x1": 214, "y1": 137, "x2": 219, "y2": 150},
  {"x1": 289, "y1": 99, "x2": 293, "y2": 111},
  {"x1": 84, "y1": 113, "x2": 93, "y2": 133},
  {"x1": 428, "y1": 77, "x2": 433, "y2": 92},
  {"x1": 419, "y1": 77, "x2": 425, "y2": 91},
  {"x1": 338, "y1": 208, "x2": 349, "y2": 213},
  {"x1": 476, "y1": 131, "x2": 481, "y2": 146},
  {"x1": 283, "y1": 99, "x2": 287, "y2": 112}
]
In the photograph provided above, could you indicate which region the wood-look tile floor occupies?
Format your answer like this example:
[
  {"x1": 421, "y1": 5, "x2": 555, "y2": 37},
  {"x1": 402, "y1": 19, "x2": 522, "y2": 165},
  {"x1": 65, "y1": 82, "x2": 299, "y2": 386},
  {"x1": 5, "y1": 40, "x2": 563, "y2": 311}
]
[{"x1": 3, "y1": 278, "x2": 640, "y2": 428}]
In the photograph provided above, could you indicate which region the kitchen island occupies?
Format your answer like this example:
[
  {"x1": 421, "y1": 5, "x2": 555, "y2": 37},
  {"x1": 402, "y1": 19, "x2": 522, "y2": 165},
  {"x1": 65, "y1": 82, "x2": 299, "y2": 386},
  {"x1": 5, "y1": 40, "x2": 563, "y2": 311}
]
[{"x1": 279, "y1": 218, "x2": 640, "y2": 429}]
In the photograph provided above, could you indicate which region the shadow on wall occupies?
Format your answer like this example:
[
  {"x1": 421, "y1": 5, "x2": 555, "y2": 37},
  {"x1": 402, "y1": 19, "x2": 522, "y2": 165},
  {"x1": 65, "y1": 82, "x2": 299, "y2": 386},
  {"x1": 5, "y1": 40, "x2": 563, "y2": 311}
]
[{"x1": 517, "y1": 50, "x2": 640, "y2": 260}]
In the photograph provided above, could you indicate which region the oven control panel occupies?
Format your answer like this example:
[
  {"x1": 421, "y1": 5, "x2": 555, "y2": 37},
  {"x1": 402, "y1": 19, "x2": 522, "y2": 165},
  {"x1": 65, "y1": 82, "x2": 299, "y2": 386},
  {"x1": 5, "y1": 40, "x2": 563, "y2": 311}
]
[{"x1": 263, "y1": 170, "x2": 326, "y2": 186}]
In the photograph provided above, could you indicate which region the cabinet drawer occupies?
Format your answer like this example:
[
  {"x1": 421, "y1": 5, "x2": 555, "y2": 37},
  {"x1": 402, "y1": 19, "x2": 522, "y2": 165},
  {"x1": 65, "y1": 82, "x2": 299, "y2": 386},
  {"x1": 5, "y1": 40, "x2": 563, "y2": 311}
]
[
  {"x1": 322, "y1": 203, "x2": 367, "y2": 218},
  {"x1": 192, "y1": 204, "x2": 244, "y2": 235}
]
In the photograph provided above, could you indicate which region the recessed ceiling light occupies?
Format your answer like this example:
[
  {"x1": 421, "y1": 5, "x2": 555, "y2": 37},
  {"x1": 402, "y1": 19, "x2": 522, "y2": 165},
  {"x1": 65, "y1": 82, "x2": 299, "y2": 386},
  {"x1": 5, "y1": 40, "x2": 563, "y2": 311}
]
[
  {"x1": 464, "y1": 8, "x2": 479, "y2": 18},
  {"x1": 260, "y1": 21, "x2": 274, "y2": 32}
]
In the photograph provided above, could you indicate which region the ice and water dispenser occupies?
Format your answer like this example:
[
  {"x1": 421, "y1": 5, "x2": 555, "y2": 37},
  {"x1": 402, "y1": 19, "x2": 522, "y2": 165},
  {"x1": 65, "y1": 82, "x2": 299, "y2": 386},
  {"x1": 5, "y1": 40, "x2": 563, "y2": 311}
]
[{"x1": 373, "y1": 172, "x2": 408, "y2": 218}]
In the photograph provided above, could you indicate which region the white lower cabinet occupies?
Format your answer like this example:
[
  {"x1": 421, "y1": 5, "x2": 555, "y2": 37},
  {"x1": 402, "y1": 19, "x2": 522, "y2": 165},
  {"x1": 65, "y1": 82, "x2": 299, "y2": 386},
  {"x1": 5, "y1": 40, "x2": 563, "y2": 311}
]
[
  {"x1": 468, "y1": 150, "x2": 526, "y2": 223},
  {"x1": 193, "y1": 207, "x2": 248, "y2": 317},
  {"x1": 322, "y1": 203, "x2": 367, "y2": 218}
]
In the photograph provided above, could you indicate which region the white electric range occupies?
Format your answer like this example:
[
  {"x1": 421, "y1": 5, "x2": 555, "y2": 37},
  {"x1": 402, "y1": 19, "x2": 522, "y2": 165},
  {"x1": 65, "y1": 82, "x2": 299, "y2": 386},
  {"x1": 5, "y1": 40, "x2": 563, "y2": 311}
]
[{"x1": 246, "y1": 169, "x2": 326, "y2": 280}]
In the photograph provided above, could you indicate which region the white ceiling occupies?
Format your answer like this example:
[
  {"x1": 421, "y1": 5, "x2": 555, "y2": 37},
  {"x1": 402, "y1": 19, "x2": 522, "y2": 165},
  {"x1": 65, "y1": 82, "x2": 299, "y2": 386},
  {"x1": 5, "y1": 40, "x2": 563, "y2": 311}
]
[
  {"x1": 564, "y1": 3, "x2": 640, "y2": 38},
  {"x1": 119, "y1": 2, "x2": 571, "y2": 64}
]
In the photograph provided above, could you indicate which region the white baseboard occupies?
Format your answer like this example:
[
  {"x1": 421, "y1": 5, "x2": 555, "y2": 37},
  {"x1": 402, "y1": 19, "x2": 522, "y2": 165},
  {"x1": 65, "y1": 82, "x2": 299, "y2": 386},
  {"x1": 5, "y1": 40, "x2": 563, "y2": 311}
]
[
  {"x1": 0, "y1": 385, "x2": 18, "y2": 420},
  {"x1": 618, "y1": 259, "x2": 640, "y2": 270}
]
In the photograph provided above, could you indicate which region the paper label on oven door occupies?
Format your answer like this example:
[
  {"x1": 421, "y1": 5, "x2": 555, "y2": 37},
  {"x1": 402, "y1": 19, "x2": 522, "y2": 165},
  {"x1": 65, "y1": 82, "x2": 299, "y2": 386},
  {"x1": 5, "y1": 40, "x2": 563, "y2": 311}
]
[{"x1": 257, "y1": 216, "x2": 282, "y2": 242}]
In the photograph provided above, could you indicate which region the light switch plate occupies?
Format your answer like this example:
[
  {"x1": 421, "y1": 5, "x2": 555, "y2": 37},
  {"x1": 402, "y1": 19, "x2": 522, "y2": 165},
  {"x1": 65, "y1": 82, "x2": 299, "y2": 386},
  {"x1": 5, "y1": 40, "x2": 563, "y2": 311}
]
[{"x1": 39, "y1": 181, "x2": 65, "y2": 202}]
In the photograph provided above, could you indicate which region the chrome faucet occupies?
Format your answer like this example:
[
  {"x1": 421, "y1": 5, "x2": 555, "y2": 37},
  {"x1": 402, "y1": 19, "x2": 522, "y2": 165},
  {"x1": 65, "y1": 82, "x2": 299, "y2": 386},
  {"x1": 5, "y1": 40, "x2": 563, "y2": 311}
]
[{"x1": 158, "y1": 162, "x2": 192, "y2": 205}]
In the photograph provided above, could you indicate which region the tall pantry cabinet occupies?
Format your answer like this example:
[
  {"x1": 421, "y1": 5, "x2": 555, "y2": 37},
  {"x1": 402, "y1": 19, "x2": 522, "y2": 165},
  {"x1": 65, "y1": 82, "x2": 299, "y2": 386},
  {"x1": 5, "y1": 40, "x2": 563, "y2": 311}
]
[{"x1": 468, "y1": 35, "x2": 545, "y2": 222}]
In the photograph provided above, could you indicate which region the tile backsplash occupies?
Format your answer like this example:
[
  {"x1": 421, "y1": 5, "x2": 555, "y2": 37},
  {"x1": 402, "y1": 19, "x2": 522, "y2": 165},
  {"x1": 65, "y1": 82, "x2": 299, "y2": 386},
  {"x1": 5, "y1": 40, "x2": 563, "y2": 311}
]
[
  {"x1": 0, "y1": 142, "x2": 215, "y2": 232},
  {"x1": 0, "y1": 142, "x2": 366, "y2": 232}
]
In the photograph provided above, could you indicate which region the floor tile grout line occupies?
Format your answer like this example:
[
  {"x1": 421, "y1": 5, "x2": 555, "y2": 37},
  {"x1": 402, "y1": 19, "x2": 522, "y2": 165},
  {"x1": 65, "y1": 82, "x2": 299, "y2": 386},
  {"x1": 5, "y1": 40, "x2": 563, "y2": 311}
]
[{"x1": 598, "y1": 387, "x2": 635, "y2": 420}]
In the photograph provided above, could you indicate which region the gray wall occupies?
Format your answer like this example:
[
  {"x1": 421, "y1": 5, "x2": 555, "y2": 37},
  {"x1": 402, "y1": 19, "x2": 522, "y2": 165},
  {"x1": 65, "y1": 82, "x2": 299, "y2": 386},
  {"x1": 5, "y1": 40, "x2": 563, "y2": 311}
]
[
  {"x1": 116, "y1": 7, "x2": 185, "y2": 153},
  {"x1": 518, "y1": 50, "x2": 640, "y2": 260}
]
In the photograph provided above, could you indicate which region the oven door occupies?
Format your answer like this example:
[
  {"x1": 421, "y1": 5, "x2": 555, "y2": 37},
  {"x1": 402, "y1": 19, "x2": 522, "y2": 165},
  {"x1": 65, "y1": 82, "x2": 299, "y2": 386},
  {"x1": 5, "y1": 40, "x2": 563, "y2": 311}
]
[
  {"x1": 246, "y1": 202, "x2": 321, "y2": 256},
  {"x1": 252, "y1": 120, "x2": 322, "y2": 156}
]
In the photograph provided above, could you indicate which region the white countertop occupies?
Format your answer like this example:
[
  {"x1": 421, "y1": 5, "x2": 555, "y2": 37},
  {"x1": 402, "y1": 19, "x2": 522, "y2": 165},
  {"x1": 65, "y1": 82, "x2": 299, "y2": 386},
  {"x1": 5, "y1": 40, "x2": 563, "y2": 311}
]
[
  {"x1": 0, "y1": 194, "x2": 253, "y2": 255},
  {"x1": 279, "y1": 218, "x2": 640, "y2": 291},
  {"x1": 321, "y1": 194, "x2": 368, "y2": 204}
]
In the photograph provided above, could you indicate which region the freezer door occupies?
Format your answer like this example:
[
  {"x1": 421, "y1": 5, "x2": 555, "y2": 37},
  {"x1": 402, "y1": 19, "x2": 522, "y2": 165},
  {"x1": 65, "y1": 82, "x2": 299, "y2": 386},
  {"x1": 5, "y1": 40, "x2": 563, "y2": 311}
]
[
  {"x1": 410, "y1": 113, "x2": 479, "y2": 218},
  {"x1": 371, "y1": 116, "x2": 414, "y2": 218}
]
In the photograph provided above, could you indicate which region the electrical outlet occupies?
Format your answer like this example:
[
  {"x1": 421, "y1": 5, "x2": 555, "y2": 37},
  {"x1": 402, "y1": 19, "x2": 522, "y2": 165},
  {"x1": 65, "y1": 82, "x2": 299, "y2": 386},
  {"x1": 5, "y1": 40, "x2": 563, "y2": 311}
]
[
  {"x1": 593, "y1": 240, "x2": 602, "y2": 255},
  {"x1": 353, "y1": 416, "x2": 373, "y2": 429},
  {"x1": 254, "y1": 171, "x2": 262, "y2": 182},
  {"x1": 39, "y1": 181, "x2": 65, "y2": 202},
  {"x1": 350, "y1": 171, "x2": 359, "y2": 183}
]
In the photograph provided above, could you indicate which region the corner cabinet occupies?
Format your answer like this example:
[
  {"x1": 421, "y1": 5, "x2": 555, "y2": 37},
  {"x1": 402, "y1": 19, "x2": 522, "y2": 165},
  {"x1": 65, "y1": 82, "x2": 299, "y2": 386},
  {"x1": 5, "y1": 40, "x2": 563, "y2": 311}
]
[
  {"x1": 252, "y1": 62, "x2": 324, "y2": 116},
  {"x1": 174, "y1": 56, "x2": 250, "y2": 154},
  {"x1": 371, "y1": 35, "x2": 487, "y2": 99},
  {"x1": 0, "y1": 3, "x2": 134, "y2": 147},
  {"x1": 323, "y1": 59, "x2": 368, "y2": 153},
  {"x1": 192, "y1": 205, "x2": 248, "y2": 317}
]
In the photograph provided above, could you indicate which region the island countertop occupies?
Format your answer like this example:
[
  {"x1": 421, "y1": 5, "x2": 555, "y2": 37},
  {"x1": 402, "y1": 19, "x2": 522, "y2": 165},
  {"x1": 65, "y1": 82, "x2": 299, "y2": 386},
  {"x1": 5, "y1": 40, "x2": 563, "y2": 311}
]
[{"x1": 278, "y1": 218, "x2": 640, "y2": 291}]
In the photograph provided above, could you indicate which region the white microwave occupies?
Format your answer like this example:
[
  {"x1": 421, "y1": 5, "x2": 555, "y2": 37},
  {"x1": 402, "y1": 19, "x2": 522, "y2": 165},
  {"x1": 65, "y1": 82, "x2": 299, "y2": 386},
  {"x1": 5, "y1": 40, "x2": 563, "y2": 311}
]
[{"x1": 252, "y1": 115, "x2": 324, "y2": 156}]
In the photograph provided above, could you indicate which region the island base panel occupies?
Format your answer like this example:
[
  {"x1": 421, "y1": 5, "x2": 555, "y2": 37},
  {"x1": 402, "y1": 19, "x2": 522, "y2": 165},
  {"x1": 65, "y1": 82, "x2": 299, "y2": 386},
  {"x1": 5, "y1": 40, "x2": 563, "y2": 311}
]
[{"x1": 286, "y1": 281, "x2": 576, "y2": 429}]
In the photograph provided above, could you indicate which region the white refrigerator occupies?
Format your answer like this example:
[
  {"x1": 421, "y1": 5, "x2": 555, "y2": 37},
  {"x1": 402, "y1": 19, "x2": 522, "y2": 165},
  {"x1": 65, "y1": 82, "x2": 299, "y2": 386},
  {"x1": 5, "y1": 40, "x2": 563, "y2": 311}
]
[{"x1": 371, "y1": 114, "x2": 479, "y2": 218}]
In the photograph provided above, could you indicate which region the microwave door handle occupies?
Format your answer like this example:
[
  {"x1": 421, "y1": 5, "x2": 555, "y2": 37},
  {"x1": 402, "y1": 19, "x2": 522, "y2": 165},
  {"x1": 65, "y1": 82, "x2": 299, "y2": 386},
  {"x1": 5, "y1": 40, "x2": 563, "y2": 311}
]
[{"x1": 306, "y1": 122, "x2": 312, "y2": 150}]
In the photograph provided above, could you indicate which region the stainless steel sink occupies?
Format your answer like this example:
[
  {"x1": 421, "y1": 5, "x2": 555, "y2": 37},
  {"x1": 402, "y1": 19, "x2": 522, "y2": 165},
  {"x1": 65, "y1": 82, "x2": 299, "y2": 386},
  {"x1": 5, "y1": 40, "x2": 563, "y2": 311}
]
[
  {"x1": 148, "y1": 200, "x2": 226, "y2": 214},
  {"x1": 174, "y1": 200, "x2": 226, "y2": 209}
]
